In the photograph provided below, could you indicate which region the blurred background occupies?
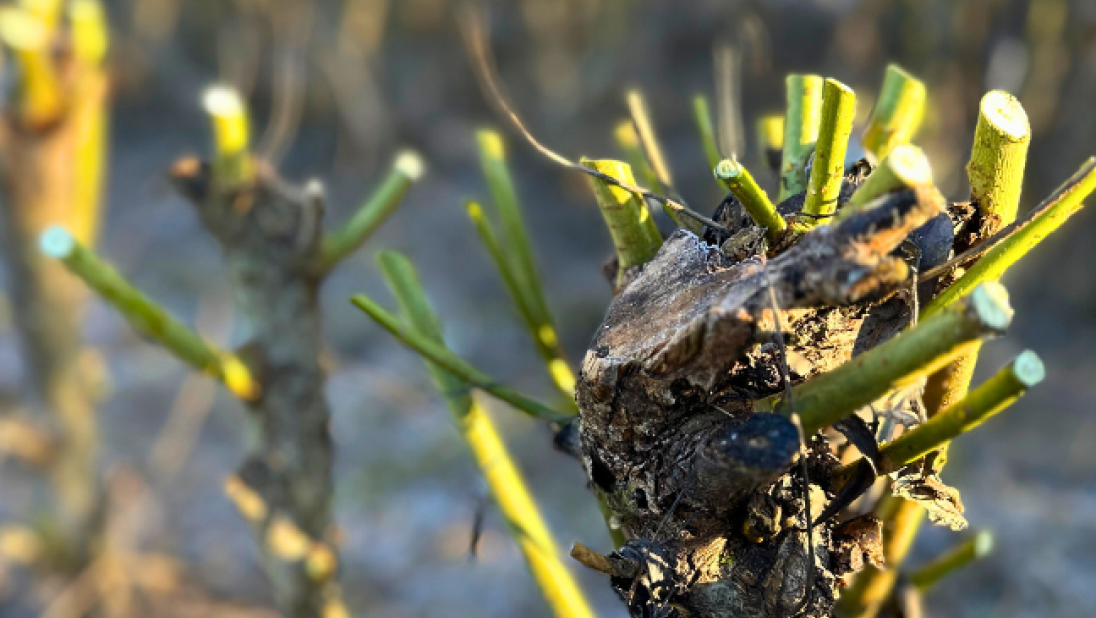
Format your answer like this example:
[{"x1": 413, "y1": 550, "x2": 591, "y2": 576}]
[{"x1": 0, "y1": 0, "x2": 1094, "y2": 616}]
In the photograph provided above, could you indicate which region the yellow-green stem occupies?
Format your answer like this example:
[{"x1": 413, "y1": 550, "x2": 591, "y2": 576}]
[
  {"x1": 465, "y1": 201, "x2": 576, "y2": 397},
  {"x1": 967, "y1": 90, "x2": 1031, "y2": 230},
  {"x1": 476, "y1": 130, "x2": 554, "y2": 330},
  {"x1": 778, "y1": 74, "x2": 824, "y2": 201},
  {"x1": 755, "y1": 282, "x2": 1013, "y2": 435},
  {"x1": 350, "y1": 293, "x2": 570, "y2": 423},
  {"x1": 838, "y1": 496, "x2": 925, "y2": 618},
  {"x1": 203, "y1": 85, "x2": 253, "y2": 188},
  {"x1": 713, "y1": 159, "x2": 786, "y2": 243},
  {"x1": 802, "y1": 78, "x2": 857, "y2": 222},
  {"x1": 613, "y1": 121, "x2": 665, "y2": 196},
  {"x1": 757, "y1": 114, "x2": 784, "y2": 173},
  {"x1": 626, "y1": 90, "x2": 674, "y2": 190},
  {"x1": 40, "y1": 227, "x2": 259, "y2": 400},
  {"x1": 692, "y1": 95, "x2": 723, "y2": 172},
  {"x1": 376, "y1": 251, "x2": 596, "y2": 618},
  {"x1": 843, "y1": 144, "x2": 934, "y2": 216},
  {"x1": 581, "y1": 158, "x2": 663, "y2": 284},
  {"x1": 0, "y1": 7, "x2": 63, "y2": 128},
  {"x1": 318, "y1": 150, "x2": 424, "y2": 270},
  {"x1": 879, "y1": 351, "x2": 1042, "y2": 468},
  {"x1": 923, "y1": 157, "x2": 1096, "y2": 318},
  {"x1": 910, "y1": 531, "x2": 994, "y2": 591},
  {"x1": 862, "y1": 64, "x2": 926, "y2": 161}
]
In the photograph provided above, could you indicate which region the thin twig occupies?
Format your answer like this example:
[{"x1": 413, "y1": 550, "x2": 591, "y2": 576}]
[
  {"x1": 762, "y1": 260, "x2": 814, "y2": 617},
  {"x1": 255, "y1": 1, "x2": 313, "y2": 167},
  {"x1": 919, "y1": 157, "x2": 1096, "y2": 283},
  {"x1": 457, "y1": 4, "x2": 727, "y2": 235}
]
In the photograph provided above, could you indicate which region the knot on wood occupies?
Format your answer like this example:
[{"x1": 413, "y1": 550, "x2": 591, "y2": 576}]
[{"x1": 695, "y1": 414, "x2": 799, "y2": 506}]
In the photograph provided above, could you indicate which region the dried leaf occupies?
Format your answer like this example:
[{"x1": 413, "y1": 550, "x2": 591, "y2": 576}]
[{"x1": 891, "y1": 465, "x2": 967, "y2": 530}]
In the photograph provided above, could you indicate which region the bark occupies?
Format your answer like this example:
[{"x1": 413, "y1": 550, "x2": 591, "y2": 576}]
[
  {"x1": 575, "y1": 185, "x2": 944, "y2": 618},
  {"x1": 171, "y1": 160, "x2": 336, "y2": 618}
]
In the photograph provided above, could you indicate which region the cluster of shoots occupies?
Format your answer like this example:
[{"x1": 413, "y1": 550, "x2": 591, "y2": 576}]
[
  {"x1": 354, "y1": 62, "x2": 1094, "y2": 618},
  {"x1": 30, "y1": 26, "x2": 1096, "y2": 615},
  {"x1": 594, "y1": 66, "x2": 1094, "y2": 616}
]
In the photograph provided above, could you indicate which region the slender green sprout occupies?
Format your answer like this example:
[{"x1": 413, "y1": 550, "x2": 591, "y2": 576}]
[
  {"x1": 713, "y1": 159, "x2": 785, "y2": 243},
  {"x1": 838, "y1": 495, "x2": 925, "y2": 618},
  {"x1": 910, "y1": 531, "x2": 994, "y2": 591},
  {"x1": 376, "y1": 251, "x2": 596, "y2": 618},
  {"x1": 318, "y1": 151, "x2": 424, "y2": 270},
  {"x1": 843, "y1": 144, "x2": 934, "y2": 215},
  {"x1": 475, "y1": 130, "x2": 554, "y2": 329},
  {"x1": 862, "y1": 64, "x2": 926, "y2": 161},
  {"x1": 40, "y1": 227, "x2": 259, "y2": 400},
  {"x1": 923, "y1": 158, "x2": 1096, "y2": 318},
  {"x1": 350, "y1": 293, "x2": 570, "y2": 423},
  {"x1": 756, "y1": 114, "x2": 784, "y2": 173},
  {"x1": 692, "y1": 95, "x2": 723, "y2": 172},
  {"x1": 626, "y1": 89, "x2": 674, "y2": 190},
  {"x1": 755, "y1": 282, "x2": 1013, "y2": 435},
  {"x1": 580, "y1": 158, "x2": 663, "y2": 285},
  {"x1": 203, "y1": 85, "x2": 253, "y2": 187},
  {"x1": 802, "y1": 78, "x2": 857, "y2": 222},
  {"x1": 613, "y1": 120, "x2": 665, "y2": 196},
  {"x1": 880, "y1": 351, "x2": 1043, "y2": 468},
  {"x1": 834, "y1": 351, "x2": 1044, "y2": 489},
  {"x1": 465, "y1": 201, "x2": 576, "y2": 397},
  {"x1": 778, "y1": 74, "x2": 824, "y2": 201}
]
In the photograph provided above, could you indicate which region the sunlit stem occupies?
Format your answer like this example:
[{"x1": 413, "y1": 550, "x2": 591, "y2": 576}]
[
  {"x1": 838, "y1": 495, "x2": 925, "y2": 618},
  {"x1": 713, "y1": 159, "x2": 785, "y2": 244},
  {"x1": 40, "y1": 227, "x2": 259, "y2": 401},
  {"x1": 376, "y1": 250, "x2": 596, "y2": 618},
  {"x1": 613, "y1": 120, "x2": 665, "y2": 196},
  {"x1": 778, "y1": 74, "x2": 824, "y2": 202},
  {"x1": 692, "y1": 95, "x2": 723, "y2": 172},
  {"x1": 466, "y1": 201, "x2": 576, "y2": 398},
  {"x1": 69, "y1": 0, "x2": 109, "y2": 66},
  {"x1": 581, "y1": 158, "x2": 663, "y2": 285},
  {"x1": 841, "y1": 145, "x2": 934, "y2": 217},
  {"x1": 967, "y1": 90, "x2": 1031, "y2": 230},
  {"x1": 755, "y1": 282, "x2": 1013, "y2": 435},
  {"x1": 626, "y1": 89, "x2": 674, "y2": 189},
  {"x1": 203, "y1": 85, "x2": 253, "y2": 187},
  {"x1": 802, "y1": 78, "x2": 857, "y2": 223},
  {"x1": 923, "y1": 92, "x2": 1031, "y2": 425},
  {"x1": 862, "y1": 64, "x2": 926, "y2": 161},
  {"x1": 757, "y1": 114, "x2": 784, "y2": 173},
  {"x1": 318, "y1": 150, "x2": 424, "y2": 270},
  {"x1": 66, "y1": 0, "x2": 111, "y2": 248},
  {"x1": 350, "y1": 293, "x2": 570, "y2": 423},
  {"x1": 475, "y1": 130, "x2": 555, "y2": 327},
  {"x1": 835, "y1": 351, "x2": 1043, "y2": 488},
  {"x1": 923, "y1": 158, "x2": 1096, "y2": 318},
  {"x1": 910, "y1": 531, "x2": 994, "y2": 591},
  {"x1": 881, "y1": 351, "x2": 1042, "y2": 468}
]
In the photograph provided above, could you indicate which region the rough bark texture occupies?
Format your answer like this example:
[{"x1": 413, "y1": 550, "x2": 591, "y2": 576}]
[
  {"x1": 575, "y1": 183, "x2": 945, "y2": 618},
  {"x1": 171, "y1": 160, "x2": 335, "y2": 618}
]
